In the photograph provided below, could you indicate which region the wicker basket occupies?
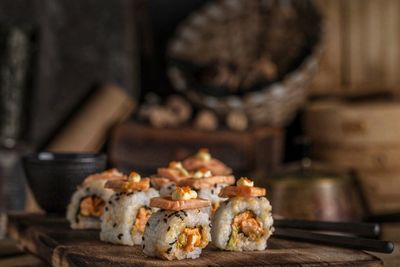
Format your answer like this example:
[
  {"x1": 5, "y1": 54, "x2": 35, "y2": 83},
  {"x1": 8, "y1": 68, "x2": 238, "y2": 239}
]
[{"x1": 167, "y1": 0, "x2": 322, "y2": 127}]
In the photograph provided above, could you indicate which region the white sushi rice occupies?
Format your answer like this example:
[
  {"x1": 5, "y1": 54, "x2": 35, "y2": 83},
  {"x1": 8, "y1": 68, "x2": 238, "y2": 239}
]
[
  {"x1": 66, "y1": 179, "x2": 114, "y2": 229},
  {"x1": 143, "y1": 209, "x2": 211, "y2": 260},
  {"x1": 100, "y1": 188, "x2": 159, "y2": 246},
  {"x1": 159, "y1": 182, "x2": 176, "y2": 197},
  {"x1": 197, "y1": 183, "x2": 229, "y2": 214},
  {"x1": 211, "y1": 196, "x2": 273, "y2": 251}
]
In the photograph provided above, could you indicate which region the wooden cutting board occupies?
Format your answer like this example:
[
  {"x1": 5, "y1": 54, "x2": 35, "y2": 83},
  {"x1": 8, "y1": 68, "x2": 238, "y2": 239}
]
[{"x1": 7, "y1": 214, "x2": 383, "y2": 267}]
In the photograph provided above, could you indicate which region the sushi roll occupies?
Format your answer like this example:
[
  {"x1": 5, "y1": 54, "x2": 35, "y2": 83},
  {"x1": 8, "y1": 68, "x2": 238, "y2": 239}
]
[
  {"x1": 66, "y1": 169, "x2": 124, "y2": 229},
  {"x1": 100, "y1": 171, "x2": 159, "y2": 246},
  {"x1": 212, "y1": 177, "x2": 273, "y2": 251},
  {"x1": 177, "y1": 167, "x2": 235, "y2": 214},
  {"x1": 183, "y1": 148, "x2": 232, "y2": 176},
  {"x1": 143, "y1": 186, "x2": 211, "y2": 260},
  {"x1": 152, "y1": 161, "x2": 191, "y2": 197}
]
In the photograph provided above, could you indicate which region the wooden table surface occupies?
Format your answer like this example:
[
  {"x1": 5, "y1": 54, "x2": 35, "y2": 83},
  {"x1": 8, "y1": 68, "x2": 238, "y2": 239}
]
[{"x1": 5, "y1": 214, "x2": 384, "y2": 267}]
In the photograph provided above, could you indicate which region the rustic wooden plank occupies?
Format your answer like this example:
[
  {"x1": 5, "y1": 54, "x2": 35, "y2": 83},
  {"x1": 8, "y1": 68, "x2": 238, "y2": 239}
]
[
  {"x1": 0, "y1": 254, "x2": 48, "y2": 267},
  {"x1": 384, "y1": 0, "x2": 400, "y2": 93},
  {"x1": 312, "y1": 0, "x2": 400, "y2": 96},
  {"x1": 363, "y1": 0, "x2": 386, "y2": 90},
  {"x1": 7, "y1": 214, "x2": 383, "y2": 267},
  {"x1": 310, "y1": 0, "x2": 343, "y2": 95},
  {"x1": 348, "y1": 0, "x2": 367, "y2": 94}
]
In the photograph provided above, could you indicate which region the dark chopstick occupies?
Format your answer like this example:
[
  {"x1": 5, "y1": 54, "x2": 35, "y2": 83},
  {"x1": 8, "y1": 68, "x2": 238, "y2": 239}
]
[
  {"x1": 274, "y1": 219, "x2": 380, "y2": 238},
  {"x1": 274, "y1": 228, "x2": 394, "y2": 254}
]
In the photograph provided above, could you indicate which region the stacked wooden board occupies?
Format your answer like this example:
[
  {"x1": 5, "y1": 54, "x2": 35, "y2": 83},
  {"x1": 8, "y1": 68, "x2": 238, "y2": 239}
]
[{"x1": 305, "y1": 100, "x2": 400, "y2": 215}]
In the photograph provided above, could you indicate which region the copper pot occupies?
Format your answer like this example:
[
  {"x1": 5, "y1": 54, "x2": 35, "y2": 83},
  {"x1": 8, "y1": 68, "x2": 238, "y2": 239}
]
[{"x1": 265, "y1": 160, "x2": 366, "y2": 222}]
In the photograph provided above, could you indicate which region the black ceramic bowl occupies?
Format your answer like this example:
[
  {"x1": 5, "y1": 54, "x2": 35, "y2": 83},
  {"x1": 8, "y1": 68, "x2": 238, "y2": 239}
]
[{"x1": 22, "y1": 152, "x2": 107, "y2": 214}]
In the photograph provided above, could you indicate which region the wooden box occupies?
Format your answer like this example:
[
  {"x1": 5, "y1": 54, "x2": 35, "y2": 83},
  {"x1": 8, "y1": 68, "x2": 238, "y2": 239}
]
[
  {"x1": 305, "y1": 100, "x2": 400, "y2": 215},
  {"x1": 108, "y1": 122, "x2": 284, "y2": 179}
]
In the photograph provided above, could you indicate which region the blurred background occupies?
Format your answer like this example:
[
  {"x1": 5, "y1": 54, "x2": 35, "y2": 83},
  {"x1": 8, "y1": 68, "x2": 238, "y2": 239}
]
[{"x1": 1, "y1": 0, "x2": 400, "y2": 248}]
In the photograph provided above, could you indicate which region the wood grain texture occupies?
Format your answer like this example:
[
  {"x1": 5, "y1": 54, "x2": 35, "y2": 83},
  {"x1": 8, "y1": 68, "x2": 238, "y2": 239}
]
[
  {"x1": 7, "y1": 214, "x2": 383, "y2": 267},
  {"x1": 310, "y1": 0, "x2": 343, "y2": 95},
  {"x1": 311, "y1": 0, "x2": 400, "y2": 96},
  {"x1": 305, "y1": 100, "x2": 400, "y2": 145},
  {"x1": 312, "y1": 143, "x2": 400, "y2": 171}
]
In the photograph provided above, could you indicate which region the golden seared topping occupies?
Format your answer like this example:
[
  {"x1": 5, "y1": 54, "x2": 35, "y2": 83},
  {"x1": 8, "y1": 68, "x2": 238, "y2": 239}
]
[
  {"x1": 132, "y1": 207, "x2": 152, "y2": 235},
  {"x1": 128, "y1": 171, "x2": 141, "y2": 182},
  {"x1": 168, "y1": 161, "x2": 189, "y2": 176},
  {"x1": 196, "y1": 148, "x2": 211, "y2": 161},
  {"x1": 79, "y1": 196, "x2": 105, "y2": 217},
  {"x1": 172, "y1": 186, "x2": 197, "y2": 200},
  {"x1": 237, "y1": 177, "x2": 254, "y2": 187},
  {"x1": 193, "y1": 167, "x2": 212, "y2": 179}
]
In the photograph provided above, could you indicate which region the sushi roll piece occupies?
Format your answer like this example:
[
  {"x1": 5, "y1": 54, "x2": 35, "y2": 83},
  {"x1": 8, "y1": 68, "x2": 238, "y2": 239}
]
[
  {"x1": 152, "y1": 161, "x2": 191, "y2": 197},
  {"x1": 177, "y1": 167, "x2": 235, "y2": 214},
  {"x1": 183, "y1": 148, "x2": 232, "y2": 176},
  {"x1": 212, "y1": 177, "x2": 273, "y2": 251},
  {"x1": 66, "y1": 169, "x2": 124, "y2": 229},
  {"x1": 143, "y1": 186, "x2": 211, "y2": 260},
  {"x1": 100, "y1": 171, "x2": 159, "y2": 246}
]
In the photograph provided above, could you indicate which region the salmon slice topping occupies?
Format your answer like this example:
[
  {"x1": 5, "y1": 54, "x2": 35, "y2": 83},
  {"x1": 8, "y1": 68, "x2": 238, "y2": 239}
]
[
  {"x1": 150, "y1": 197, "x2": 210, "y2": 211},
  {"x1": 182, "y1": 149, "x2": 232, "y2": 176},
  {"x1": 177, "y1": 175, "x2": 235, "y2": 189},
  {"x1": 150, "y1": 176, "x2": 171, "y2": 189},
  {"x1": 219, "y1": 185, "x2": 266, "y2": 198},
  {"x1": 79, "y1": 196, "x2": 105, "y2": 217},
  {"x1": 105, "y1": 177, "x2": 150, "y2": 192},
  {"x1": 82, "y1": 168, "x2": 124, "y2": 186},
  {"x1": 157, "y1": 161, "x2": 191, "y2": 182}
]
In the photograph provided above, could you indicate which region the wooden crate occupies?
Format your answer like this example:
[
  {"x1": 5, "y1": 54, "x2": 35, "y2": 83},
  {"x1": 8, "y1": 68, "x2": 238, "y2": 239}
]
[
  {"x1": 311, "y1": 0, "x2": 400, "y2": 96},
  {"x1": 305, "y1": 99, "x2": 400, "y2": 214},
  {"x1": 312, "y1": 142, "x2": 400, "y2": 172},
  {"x1": 305, "y1": 100, "x2": 400, "y2": 146},
  {"x1": 108, "y1": 122, "x2": 284, "y2": 180}
]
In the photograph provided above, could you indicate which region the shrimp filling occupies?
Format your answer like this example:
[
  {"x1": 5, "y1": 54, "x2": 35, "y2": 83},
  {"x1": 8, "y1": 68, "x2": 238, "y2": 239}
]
[
  {"x1": 227, "y1": 210, "x2": 264, "y2": 249},
  {"x1": 176, "y1": 226, "x2": 208, "y2": 252},
  {"x1": 131, "y1": 207, "x2": 152, "y2": 235},
  {"x1": 79, "y1": 196, "x2": 105, "y2": 218}
]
